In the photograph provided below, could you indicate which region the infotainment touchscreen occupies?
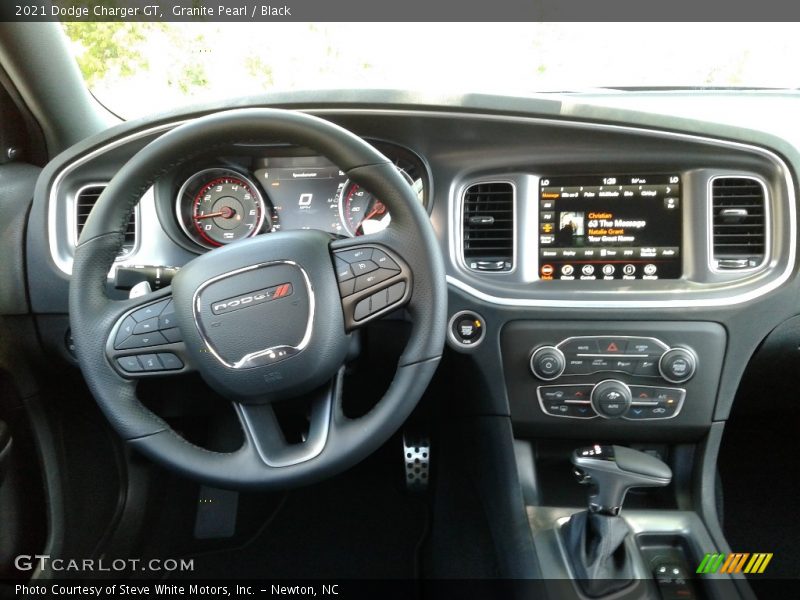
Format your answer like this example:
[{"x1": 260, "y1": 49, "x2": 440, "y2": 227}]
[{"x1": 538, "y1": 174, "x2": 681, "y2": 280}]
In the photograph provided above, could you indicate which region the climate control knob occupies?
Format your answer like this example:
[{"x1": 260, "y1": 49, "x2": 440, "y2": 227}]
[
  {"x1": 591, "y1": 380, "x2": 632, "y2": 418},
  {"x1": 659, "y1": 347, "x2": 697, "y2": 384},
  {"x1": 530, "y1": 346, "x2": 566, "y2": 381}
]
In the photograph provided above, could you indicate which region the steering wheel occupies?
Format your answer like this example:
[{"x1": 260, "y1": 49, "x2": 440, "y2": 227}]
[{"x1": 69, "y1": 108, "x2": 446, "y2": 489}]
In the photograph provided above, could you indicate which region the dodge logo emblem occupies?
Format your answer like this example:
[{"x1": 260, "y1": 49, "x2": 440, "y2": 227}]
[{"x1": 211, "y1": 283, "x2": 293, "y2": 315}]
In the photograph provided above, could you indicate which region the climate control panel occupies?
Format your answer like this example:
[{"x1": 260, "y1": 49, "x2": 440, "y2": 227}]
[
  {"x1": 501, "y1": 321, "x2": 725, "y2": 436},
  {"x1": 529, "y1": 336, "x2": 697, "y2": 384},
  {"x1": 537, "y1": 380, "x2": 685, "y2": 420}
]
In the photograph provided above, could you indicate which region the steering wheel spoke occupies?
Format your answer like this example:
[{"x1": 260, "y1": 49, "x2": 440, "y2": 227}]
[
  {"x1": 330, "y1": 237, "x2": 413, "y2": 331},
  {"x1": 234, "y1": 368, "x2": 342, "y2": 468},
  {"x1": 105, "y1": 291, "x2": 195, "y2": 378}
]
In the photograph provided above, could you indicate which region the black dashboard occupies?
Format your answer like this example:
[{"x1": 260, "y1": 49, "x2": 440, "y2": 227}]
[{"x1": 24, "y1": 95, "x2": 800, "y2": 446}]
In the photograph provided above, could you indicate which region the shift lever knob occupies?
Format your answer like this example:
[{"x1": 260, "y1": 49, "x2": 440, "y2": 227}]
[{"x1": 572, "y1": 445, "x2": 672, "y2": 515}]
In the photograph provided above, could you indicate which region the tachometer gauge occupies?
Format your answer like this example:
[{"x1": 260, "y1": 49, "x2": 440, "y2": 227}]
[
  {"x1": 176, "y1": 169, "x2": 268, "y2": 249},
  {"x1": 339, "y1": 170, "x2": 420, "y2": 237}
]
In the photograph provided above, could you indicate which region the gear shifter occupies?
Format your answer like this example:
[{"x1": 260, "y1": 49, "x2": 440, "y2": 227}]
[
  {"x1": 562, "y1": 445, "x2": 672, "y2": 597},
  {"x1": 572, "y1": 444, "x2": 673, "y2": 515}
]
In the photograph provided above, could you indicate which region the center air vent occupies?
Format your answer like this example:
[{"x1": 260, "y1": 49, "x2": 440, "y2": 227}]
[
  {"x1": 711, "y1": 177, "x2": 766, "y2": 270},
  {"x1": 75, "y1": 184, "x2": 137, "y2": 257},
  {"x1": 462, "y1": 182, "x2": 514, "y2": 272}
]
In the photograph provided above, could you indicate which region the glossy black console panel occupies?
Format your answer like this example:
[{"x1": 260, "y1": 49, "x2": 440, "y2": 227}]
[{"x1": 502, "y1": 321, "x2": 726, "y2": 441}]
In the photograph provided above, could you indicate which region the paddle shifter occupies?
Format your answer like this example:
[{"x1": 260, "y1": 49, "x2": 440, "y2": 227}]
[{"x1": 562, "y1": 445, "x2": 672, "y2": 597}]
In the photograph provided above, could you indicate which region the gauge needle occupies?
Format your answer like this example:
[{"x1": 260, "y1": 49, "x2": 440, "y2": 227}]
[
  {"x1": 196, "y1": 206, "x2": 235, "y2": 220},
  {"x1": 356, "y1": 203, "x2": 387, "y2": 234}
]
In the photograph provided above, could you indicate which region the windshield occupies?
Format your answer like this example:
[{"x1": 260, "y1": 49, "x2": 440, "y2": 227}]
[{"x1": 63, "y1": 23, "x2": 800, "y2": 119}]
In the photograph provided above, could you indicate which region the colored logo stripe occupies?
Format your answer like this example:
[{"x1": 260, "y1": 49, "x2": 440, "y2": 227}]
[{"x1": 697, "y1": 552, "x2": 773, "y2": 574}]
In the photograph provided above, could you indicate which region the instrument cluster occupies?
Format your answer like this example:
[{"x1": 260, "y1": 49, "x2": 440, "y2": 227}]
[{"x1": 172, "y1": 143, "x2": 428, "y2": 250}]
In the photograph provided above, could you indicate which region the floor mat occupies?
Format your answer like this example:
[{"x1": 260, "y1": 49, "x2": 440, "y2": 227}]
[{"x1": 718, "y1": 413, "x2": 800, "y2": 579}]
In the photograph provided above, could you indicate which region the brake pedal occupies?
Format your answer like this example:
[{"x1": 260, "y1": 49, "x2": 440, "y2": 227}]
[{"x1": 403, "y1": 432, "x2": 430, "y2": 492}]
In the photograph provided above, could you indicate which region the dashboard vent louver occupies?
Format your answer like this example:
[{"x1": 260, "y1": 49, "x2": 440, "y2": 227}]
[
  {"x1": 462, "y1": 182, "x2": 514, "y2": 271},
  {"x1": 711, "y1": 177, "x2": 766, "y2": 269},
  {"x1": 75, "y1": 184, "x2": 136, "y2": 257}
]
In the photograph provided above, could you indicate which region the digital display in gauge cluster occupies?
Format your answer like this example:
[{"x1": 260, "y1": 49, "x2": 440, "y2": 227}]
[
  {"x1": 538, "y1": 174, "x2": 682, "y2": 281},
  {"x1": 253, "y1": 159, "x2": 346, "y2": 235}
]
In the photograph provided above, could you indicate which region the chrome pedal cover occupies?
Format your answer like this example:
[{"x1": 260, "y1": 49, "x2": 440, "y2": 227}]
[{"x1": 403, "y1": 433, "x2": 430, "y2": 492}]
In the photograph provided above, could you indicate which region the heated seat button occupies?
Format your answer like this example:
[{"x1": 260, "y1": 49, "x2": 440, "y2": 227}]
[{"x1": 138, "y1": 354, "x2": 161, "y2": 371}]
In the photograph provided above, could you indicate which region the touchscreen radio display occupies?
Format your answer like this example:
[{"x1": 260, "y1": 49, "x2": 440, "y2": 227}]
[{"x1": 538, "y1": 174, "x2": 681, "y2": 280}]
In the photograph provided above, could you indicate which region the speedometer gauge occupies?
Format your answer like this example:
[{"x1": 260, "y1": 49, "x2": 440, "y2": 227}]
[
  {"x1": 339, "y1": 170, "x2": 420, "y2": 237},
  {"x1": 176, "y1": 169, "x2": 268, "y2": 249}
]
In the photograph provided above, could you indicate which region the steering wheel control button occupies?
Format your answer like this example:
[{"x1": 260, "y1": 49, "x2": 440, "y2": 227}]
[
  {"x1": 338, "y1": 278, "x2": 356, "y2": 297},
  {"x1": 448, "y1": 311, "x2": 486, "y2": 348},
  {"x1": 530, "y1": 346, "x2": 566, "y2": 380},
  {"x1": 354, "y1": 268, "x2": 395, "y2": 292},
  {"x1": 158, "y1": 301, "x2": 177, "y2": 329},
  {"x1": 591, "y1": 380, "x2": 632, "y2": 418},
  {"x1": 116, "y1": 331, "x2": 169, "y2": 350},
  {"x1": 114, "y1": 316, "x2": 137, "y2": 347},
  {"x1": 139, "y1": 354, "x2": 161, "y2": 371},
  {"x1": 659, "y1": 348, "x2": 697, "y2": 383},
  {"x1": 116, "y1": 356, "x2": 143, "y2": 373},
  {"x1": 336, "y1": 247, "x2": 372, "y2": 263},
  {"x1": 353, "y1": 297, "x2": 371, "y2": 321},
  {"x1": 335, "y1": 258, "x2": 354, "y2": 282},
  {"x1": 157, "y1": 353, "x2": 184, "y2": 370},
  {"x1": 370, "y1": 249, "x2": 400, "y2": 271},
  {"x1": 133, "y1": 316, "x2": 159, "y2": 335},
  {"x1": 386, "y1": 282, "x2": 406, "y2": 304},
  {"x1": 131, "y1": 298, "x2": 170, "y2": 322},
  {"x1": 161, "y1": 328, "x2": 183, "y2": 343}
]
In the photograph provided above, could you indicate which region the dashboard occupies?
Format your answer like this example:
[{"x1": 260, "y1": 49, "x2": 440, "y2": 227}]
[{"x1": 24, "y1": 95, "x2": 800, "y2": 445}]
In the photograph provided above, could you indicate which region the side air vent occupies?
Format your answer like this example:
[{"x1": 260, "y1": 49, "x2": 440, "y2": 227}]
[
  {"x1": 711, "y1": 177, "x2": 767, "y2": 270},
  {"x1": 75, "y1": 184, "x2": 137, "y2": 257},
  {"x1": 462, "y1": 182, "x2": 514, "y2": 271}
]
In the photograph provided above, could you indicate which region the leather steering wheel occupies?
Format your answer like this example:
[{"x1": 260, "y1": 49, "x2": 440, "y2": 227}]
[{"x1": 68, "y1": 108, "x2": 446, "y2": 489}]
